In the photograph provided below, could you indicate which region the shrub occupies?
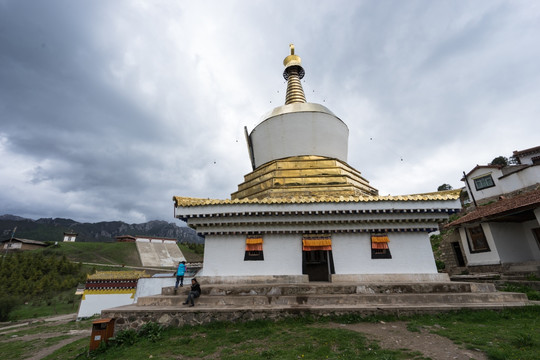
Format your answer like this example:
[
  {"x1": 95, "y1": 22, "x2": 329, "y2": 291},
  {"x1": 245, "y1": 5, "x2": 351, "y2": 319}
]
[
  {"x1": 511, "y1": 333, "x2": 535, "y2": 348},
  {"x1": 0, "y1": 295, "x2": 19, "y2": 321},
  {"x1": 108, "y1": 322, "x2": 164, "y2": 349},
  {"x1": 138, "y1": 322, "x2": 164, "y2": 342},
  {"x1": 110, "y1": 329, "x2": 138, "y2": 346},
  {"x1": 435, "y1": 259, "x2": 446, "y2": 271},
  {"x1": 501, "y1": 283, "x2": 540, "y2": 301}
]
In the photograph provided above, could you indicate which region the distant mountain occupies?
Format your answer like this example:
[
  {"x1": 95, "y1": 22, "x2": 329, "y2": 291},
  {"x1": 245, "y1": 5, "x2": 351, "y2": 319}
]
[
  {"x1": 0, "y1": 214, "x2": 28, "y2": 221},
  {"x1": 0, "y1": 215, "x2": 204, "y2": 244}
]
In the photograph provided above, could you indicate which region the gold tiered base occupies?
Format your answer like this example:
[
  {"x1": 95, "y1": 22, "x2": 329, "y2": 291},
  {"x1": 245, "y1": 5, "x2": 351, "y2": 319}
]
[{"x1": 231, "y1": 155, "x2": 378, "y2": 200}]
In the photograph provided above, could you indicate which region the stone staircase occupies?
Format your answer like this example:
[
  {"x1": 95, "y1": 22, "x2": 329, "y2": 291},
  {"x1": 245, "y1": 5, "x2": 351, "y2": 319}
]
[
  {"x1": 102, "y1": 281, "x2": 530, "y2": 330},
  {"x1": 505, "y1": 261, "x2": 540, "y2": 278}
]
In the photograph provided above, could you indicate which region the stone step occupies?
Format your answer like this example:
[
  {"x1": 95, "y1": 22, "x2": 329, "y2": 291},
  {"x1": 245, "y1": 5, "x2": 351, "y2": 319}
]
[
  {"x1": 103, "y1": 301, "x2": 531, "y2": 330},
  {"x1": 506, "y1": 262, "x2": 540, "y2": 274},
  {"x1": 102, "y1": 281, "x2": 530, "y2": 331},
  {"x1": 161, "y1": 282, "x2": 496, "y2": 297},
  {"x1": 138, "y1": 291, "x2": 526, "y2": 307}
]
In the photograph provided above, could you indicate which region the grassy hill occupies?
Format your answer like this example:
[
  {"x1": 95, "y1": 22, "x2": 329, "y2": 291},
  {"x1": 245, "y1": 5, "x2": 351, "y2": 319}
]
[
  {"x1": 34, "y1": 241, "x2": 203, "y2": 267},
  {"x1": 0, "y1": 241, "x2": 203, "y2": 321},
  {"x1": 37, "y1": 242, "x2": 142, "y2": 267}
]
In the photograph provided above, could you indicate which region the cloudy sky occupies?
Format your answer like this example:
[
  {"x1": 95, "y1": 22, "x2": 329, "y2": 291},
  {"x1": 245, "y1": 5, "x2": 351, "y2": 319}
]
[{"x1": 1, "y1": 0, "x2": 539, "y2": 224}]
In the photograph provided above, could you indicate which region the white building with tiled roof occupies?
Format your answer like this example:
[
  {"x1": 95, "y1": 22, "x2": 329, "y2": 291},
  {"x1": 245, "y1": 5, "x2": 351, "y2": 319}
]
[
  {"x1": 447, "y1": 147, "x2": 540, "y2": 273},
  {"x1": 173, "y1": 45, "x2": 461, "y2": 284}
]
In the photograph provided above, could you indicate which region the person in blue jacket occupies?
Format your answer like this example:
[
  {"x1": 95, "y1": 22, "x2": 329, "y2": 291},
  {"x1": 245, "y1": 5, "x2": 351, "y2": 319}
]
[{"x1": 175, "y1": 261, "x2": 186, "y2": 289}]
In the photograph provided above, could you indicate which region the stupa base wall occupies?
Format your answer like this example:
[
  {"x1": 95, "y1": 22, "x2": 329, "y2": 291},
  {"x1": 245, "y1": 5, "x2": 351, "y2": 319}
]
[
  {"x1": 194, "y1": 273, "x2": 449, "y2": 284},
  {"x1": 196, "y1": 275, "x2": 309, "y2": 284},
  {"x1": 332, "y1": 273, "x2": 450, "y2": 283}
]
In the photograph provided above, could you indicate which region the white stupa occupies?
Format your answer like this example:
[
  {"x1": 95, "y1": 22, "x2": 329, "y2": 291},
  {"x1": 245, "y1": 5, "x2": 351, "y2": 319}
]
[{"x1": 173, "y1": 45, "x2": 460, "y2": 284}]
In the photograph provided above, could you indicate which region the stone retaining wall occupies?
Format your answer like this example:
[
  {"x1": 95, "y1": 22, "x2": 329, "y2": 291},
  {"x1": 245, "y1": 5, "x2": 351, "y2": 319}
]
[{"x1": 102, "y1": 307, "x2": 463, "y2": 332}]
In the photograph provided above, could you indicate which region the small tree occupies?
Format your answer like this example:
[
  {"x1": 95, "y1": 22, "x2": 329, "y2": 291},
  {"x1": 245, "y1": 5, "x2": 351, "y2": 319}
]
[
  {"x1": 508, "y1": 156, "x2": 520, "y2": 165},
  {"x1": 437, "y1": 184, "x2": 453, "y2": 191},
  {"x1": 489, "y1": 156, "x2": 508, "y2": 166}
]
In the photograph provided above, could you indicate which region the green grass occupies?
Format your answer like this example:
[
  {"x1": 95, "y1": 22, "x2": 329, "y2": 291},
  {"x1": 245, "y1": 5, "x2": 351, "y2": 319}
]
[
  {"x1": 5, "y1": 308, "x2": 540, "y2": 359},
  {"x1": 6, "y1": 290, "x2": 81, "y2": 321},
  {"x1": 48, "y1": 318, "x2": 423, "y2": 360},
  {"x1": 177, "y1": 244, "x2": 204, "y2": 262},
  {"x1": 0, "y1": 318, "x2": 93, "y2": 340},
  {"x1": 37, "y1": 242, "x2": 142, "y2": 267},
  {"x1": 8, "y1": 299, "x2": 80, "y2": 321},
  {"x1": 44, "y1": 337, "x2": 90, "y2": 360},
  {"x1": 0, "y1": 339, "x2": 39, "y2": 360},
  {"x1": 37, "y1": 241, "x2": 203, "y2": 266},
  {"x1": 42, "y1": 307, "x2": 540, "y2": 360},
  {"x1": 408, "y1": 306, "x2": 540, "y2": 360},
  {"x1": 0, "y1": 318, "x2": 93, "y2": 360},
  {"x1": 500, "y1": 283, "x2": 540, "y2": 300}
]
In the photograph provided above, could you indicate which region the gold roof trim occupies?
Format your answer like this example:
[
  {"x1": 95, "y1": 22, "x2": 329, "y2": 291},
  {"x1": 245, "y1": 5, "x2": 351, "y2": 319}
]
[
  {"x1": 173, "y1": 189, "x2": 461, "y2": 207},
  {"x1": 231, "y1": 155, "x2": 378, "y2": 200},
  {"x1": 87, "y1": 270, "x2": 149, "y2": 280}
]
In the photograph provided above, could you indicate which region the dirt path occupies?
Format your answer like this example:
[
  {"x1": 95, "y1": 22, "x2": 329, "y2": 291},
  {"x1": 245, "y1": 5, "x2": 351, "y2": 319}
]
[
  {"x1": 0, "y1": 313, "x2": 90, "y2": 360},
  {"x1": 325, "y1": 322, "x2": 488, "y2": 360},
  {"x1": 26, "y1": 332, "x2": 90, "y2": 360}
]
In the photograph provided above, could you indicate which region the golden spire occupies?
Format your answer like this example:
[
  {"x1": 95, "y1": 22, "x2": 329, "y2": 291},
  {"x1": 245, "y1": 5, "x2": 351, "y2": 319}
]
[{"x1": 283, "y1": 44, "x2": 306, "y2": 105}]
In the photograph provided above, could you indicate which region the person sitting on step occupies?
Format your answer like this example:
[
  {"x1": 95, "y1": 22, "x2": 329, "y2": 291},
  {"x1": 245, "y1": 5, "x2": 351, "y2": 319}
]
[{"x1": 183, "y1": 278, "x2": 201, "y2": 307}]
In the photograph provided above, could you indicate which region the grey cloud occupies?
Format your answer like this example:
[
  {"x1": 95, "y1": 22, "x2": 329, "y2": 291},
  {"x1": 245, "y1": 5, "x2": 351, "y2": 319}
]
[{"x1": 1, "y1": 0, "x2": 539, "y2": 222}]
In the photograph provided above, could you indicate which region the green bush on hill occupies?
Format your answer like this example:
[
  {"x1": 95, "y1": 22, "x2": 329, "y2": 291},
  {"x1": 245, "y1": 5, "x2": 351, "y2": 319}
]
[
  {"x1": 0, "y1": 252, "x2": 84, "y2": 297},
  {"x1": 0, "y1": 251, "x2": 86, "y2": 321},
  {"x1": 181, "y1": 242, "x2": 204, "y2": 255}
]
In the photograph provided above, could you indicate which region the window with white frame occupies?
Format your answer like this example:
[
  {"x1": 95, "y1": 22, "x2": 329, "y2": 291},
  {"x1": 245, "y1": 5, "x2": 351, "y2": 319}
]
[{"x1": 473, "y1": 174, "x2": 495, "y2": 191}]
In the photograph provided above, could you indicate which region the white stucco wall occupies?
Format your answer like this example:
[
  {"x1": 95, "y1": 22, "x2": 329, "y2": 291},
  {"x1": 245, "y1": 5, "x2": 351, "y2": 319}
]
[
  {"x1": 459, "y1": 225, "x2": 501, "y2": 266},
  {"x1": 134, "y1": 276, "x2": 191, "y2": 301},
  {"x1": 202, "y1": 232, "x2": 440, "y2": 277},
  {"x1": 499, "y1": 167, "x2": 540, "y2": 194},
  {"x1": 4, "y1": 242, "x2": 21, "y2": 249},
  {"x1": 135, "y1": 237, "x2": 176, "y2": 244},
  {"x1": 467, "y1": 166, "x2": 540, "y2": 202},
  {"x1": 489, "y1": 222, "x2": 535, "y2": 263},
  {"x1": 180, "y1": 195, "x2": 461, "y2": 278},
  {"x1": 518, "y1": 152, "x2": 540, "y2": 165},
  {"x1": 331, "y1": 233, "x2": 438, "y2": 274},
  {"x1": 78, "y1": 293, "x2": 135, "y2": 318},
  {"x1": 250, "y1": 110, "x2": 349, "y2": 168},
  {"x1": 201, "y1": 234, "x2": 302, "y2": 276},
  {"x1": 467, "y1": 168, "x2": 504, "y2": 201},
  {"x1": 523, "y1": 219, "x2": 540, "y2": 261}
]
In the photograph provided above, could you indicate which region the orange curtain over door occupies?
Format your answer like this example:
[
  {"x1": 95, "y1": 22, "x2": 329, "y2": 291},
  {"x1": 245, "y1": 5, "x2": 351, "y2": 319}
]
[{"x1": 302, "y1": 236, "x2": 332, "y2": 251}]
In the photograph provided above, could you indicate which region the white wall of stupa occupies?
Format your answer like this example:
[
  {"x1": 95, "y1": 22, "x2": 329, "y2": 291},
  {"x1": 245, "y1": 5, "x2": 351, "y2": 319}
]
[{"x1": 250, "y1": 103, "x2": 349, "y2": 168}]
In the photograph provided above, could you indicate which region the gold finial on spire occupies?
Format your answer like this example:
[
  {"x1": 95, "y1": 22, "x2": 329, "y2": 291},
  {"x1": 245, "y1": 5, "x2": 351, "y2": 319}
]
[{"x1": 283, "y1": 44, "x2": 306, "y2": 105}]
